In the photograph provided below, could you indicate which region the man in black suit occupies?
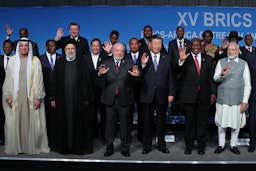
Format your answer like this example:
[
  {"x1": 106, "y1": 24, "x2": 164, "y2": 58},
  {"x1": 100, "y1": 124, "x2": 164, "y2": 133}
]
[
  {"x1": 140, "y1": 34, "x2": 175, "y2": 154},
  {"x1": 125, "y1": 37, "x2": 143, "y2": 142},
  {"x1": 168, "y1": 26, "x2": 191, "y2": 117},
  {"x1": 240, "y1": 34, "x2": 256, "y2": 153},
  {"x1": 99, "y1": 42, "x2": 140, "y2": 157},
  {"x1": 139, "y1": 25, "x2": 167, "y2": 54},
  {"x1": 5, "y1": 24, "x2": 40, "y2": 57},
  {"x1": 54, "y1": 22, "x2": 90, "y2": 58},
  {"x1": 217, "y1": 30, "x2": 243, "y2": 62},
  {"x1": 176, "y1": 37, "x2": 217, "y2": 155},
  {"x1": 84, "y1": 38, "x2": 106, "y2": 140},
  {"x1": 0, "y1": 40, "x2": 13, "y2": 145},
  {"x1": 101, "y1": 30, "x2": 127, "y2": 56},
  {"x1": 39, "y1": 39, "x2": 62, "y2": 150}
]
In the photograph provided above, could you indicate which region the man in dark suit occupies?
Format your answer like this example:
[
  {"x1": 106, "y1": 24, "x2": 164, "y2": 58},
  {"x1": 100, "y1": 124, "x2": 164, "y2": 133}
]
[
  {"x1": 139, "y1": 25, "x2": 167, "y2": 54},
  {"x1": 125, "y1": 37, "x2": 143, "y2": 142},
  {"x1": 0, "y1": 40, "x2": 13, "y2": 145},
  {"x1": 99, "y1": 42, "x2": 140, "y2": 157},
  {"x1": 168, "y1": 26, "x2": 191, "y2": 117},
  {"x1": 84, "y1": 38, "x2": 106, "y2": 140},
  {"x1": 54, "y1": 22, "x2": 90, "y2": 58},
  {"x1": 101, "y1": 30, "x2": 127, "y2": 56},
  {"x1": 5, "y1": 25, "x2": 40, "y2": 57},
  {"x1": 39, "y1": 39, "x2": 62, "y2": 150},
  {"x1": 176, "y1": 37, "x2": 217, "y2": 155},
  {"x1": 217, "y1": 30, "x2": 243, "y2": 62},
  {"x1": 240, "y1": 34, "x2": 256, "y2": 153},
  {"x1": 140, "y1": 34, "x2": 175, "y2": 154}
]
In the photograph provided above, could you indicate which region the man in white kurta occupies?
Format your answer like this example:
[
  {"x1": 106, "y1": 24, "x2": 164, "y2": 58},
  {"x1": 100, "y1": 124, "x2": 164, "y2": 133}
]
[
  {"x1": 2, "y1": 38, "x2": 50, "y2": 155},
  {"x1": 213, "y1": 42, "x2": 251, "y2": 154}
]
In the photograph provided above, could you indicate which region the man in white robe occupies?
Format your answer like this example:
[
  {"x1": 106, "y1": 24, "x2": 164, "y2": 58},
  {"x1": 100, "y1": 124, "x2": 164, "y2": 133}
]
[
  {"x1": 2, "y1": 38, "x2": 50, "y2": 155},
  {"x1": 213, "y1": 42, "x2": 251, "y2": 154}
]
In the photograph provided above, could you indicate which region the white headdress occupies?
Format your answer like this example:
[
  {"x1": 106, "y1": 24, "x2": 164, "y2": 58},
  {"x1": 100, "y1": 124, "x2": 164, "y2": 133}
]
[{"x1": 13, "y1": 37, "x2": 33, "y2": 99}]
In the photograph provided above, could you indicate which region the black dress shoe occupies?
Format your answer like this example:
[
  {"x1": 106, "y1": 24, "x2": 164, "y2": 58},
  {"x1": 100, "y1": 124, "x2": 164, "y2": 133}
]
[
  {"x1": 184, "y1": 148, "x2": 192, "y2": 154},
  {"x1": 158, "y1": 148, "x2": 169, "y2": 153},
  {"x1": 230, "y1": 146, "x2": 240, "y2": 154},
  {"x1": 198, "y1": 149, "x2": 205, "y2": 155},
  {"x1": 142, "y1": 149, "x2": 151, "y2": 154},
  {"x1": 104, "y1": 151, "x2": 114, "y2": 157},
  {"x1": 121, "y1": 151, "x2": 130, "y2": 157},
  {"x1": 248, "y1": 145, "x2": 255, "y2": 152},
  {"x1": 214, "y1": 146, "x2": 225, "y2": 154}
]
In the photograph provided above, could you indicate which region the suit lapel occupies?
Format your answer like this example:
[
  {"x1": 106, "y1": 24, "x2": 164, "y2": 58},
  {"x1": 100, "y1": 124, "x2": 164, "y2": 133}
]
[
  {"x1": 200, "y1": 54, "x2": 206, "y2": 74},
  {"x1": 188, "y1": 55, "x2": 199, "y2": 76},
  {"x1": 157, "y1": 54, "x2": 166, "y2": 72}
]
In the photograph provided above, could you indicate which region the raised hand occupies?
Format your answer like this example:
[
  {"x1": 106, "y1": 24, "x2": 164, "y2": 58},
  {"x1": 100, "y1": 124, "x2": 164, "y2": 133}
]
[
  {"x1": 55, "y1": 27, "x2": 64, "y2": 40},
  {"x1": 128, "y1": 65, "x2": 139, "y2": 76},
  {"x1": 102, "y1": 41, "x2": 112, "y2": 54},
  {"x1": 98, "y1": 64, "x2": 109, "y2": 75},
  {"x1": 179, "y1": 46, "x2": 190, "y2": 61},
  {"x1": 6, "y1": 24, "x2": 14, "y2": 36},
  {"x1": 221, "y1": 37, "x2": 228, "y2": 50},
  {"x1": 141, "y1": 53, "x2": 149, "y2": 65}
]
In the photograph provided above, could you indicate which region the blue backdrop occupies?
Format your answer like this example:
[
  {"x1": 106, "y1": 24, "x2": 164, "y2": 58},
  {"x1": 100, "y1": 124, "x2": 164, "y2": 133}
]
[{"x1": 0, "y1": 6, "x2": 256, "y2": 55}]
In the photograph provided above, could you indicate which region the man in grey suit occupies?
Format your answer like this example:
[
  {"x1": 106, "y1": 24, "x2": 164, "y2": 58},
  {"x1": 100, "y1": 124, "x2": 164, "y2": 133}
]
[{"x1": 99, "y1": 42, "x2": 140, "y2": 157}]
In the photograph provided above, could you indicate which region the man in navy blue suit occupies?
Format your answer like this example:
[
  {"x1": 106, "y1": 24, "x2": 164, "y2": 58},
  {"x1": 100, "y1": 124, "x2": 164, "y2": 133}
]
[
  {"x1": 140, "y1": 34, "x2": 175, "y2": 154},
  {"x1": 125, "y1": 37, "x2": 143, "y2": 142},
  {"x1": 168, "y1": 26, "x2": 190, "y2": 117},
  {"x1": 240, "y1": 34, "x2": 256, "y2": 153},
  {"x1": 39, "y1": 39, "x2": 62, "y2": 150}
]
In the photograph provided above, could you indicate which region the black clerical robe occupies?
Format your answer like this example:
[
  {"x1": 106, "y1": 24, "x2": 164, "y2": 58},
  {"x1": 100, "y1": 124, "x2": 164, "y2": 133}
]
[{"x1": 50, "y1": 56, "x2": 94, "y2": 154}]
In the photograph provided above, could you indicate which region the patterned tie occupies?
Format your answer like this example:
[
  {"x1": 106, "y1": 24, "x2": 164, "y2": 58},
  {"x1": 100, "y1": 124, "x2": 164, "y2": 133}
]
[
  {"x1": 133, "y1": 55, "x2": 137, "y2": 64},
  {"x1": 153, "y1": 55, "x2": 158, "y2": 72},
  {"x1": 50, "y1": 54, "x2": 54, "y2": 70},
  {"x1": 179, "y1": 41, "x2": 182, "y2": 49},
  {"x1": 115, "y1": 61, "x2": 119, "y2": 95}
]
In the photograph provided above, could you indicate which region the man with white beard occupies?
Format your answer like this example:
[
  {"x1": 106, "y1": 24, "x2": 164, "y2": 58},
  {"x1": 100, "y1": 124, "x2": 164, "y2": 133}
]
[
  {"x1": 213, "y1": 42, "x2": 251, "y2": 154},
  {"x1": 50, "y1": 38, "x2": 95, "y2": 155}
]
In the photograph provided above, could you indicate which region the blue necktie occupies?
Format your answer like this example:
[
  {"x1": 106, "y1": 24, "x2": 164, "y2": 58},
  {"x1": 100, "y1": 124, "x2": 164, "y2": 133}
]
[
  {"x1": 50, "y1": 55, "x2": 54, "y2": 70},
  {"x1": 153, "y1": 55, "x2": 158, "y2": 72},
  {"x1": 133, "y1": 55, "x2": 137, "y2": 64}
]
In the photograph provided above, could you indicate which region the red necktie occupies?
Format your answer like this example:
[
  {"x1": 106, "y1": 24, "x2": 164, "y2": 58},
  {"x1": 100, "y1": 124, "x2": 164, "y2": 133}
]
[
  {"x1": 115, "y1": 61, "x2": 119, "y2": 95},
  {"x1": 194, "y1": 55, "x2": 200, "y2": 90},
  {"x1": 248, "y1": 47, "x2": 250, "y2": 53},
  {"x1": 194, "y1": 55, "x2": 200, "y2": 75}
]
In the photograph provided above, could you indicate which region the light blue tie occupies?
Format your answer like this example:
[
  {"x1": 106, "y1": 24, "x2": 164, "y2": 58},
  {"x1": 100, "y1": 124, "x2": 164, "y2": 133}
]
[
  {"x1": 153, "y1": 55, "x2": 158, "y2": 71},
  {"x1": 50, "y1": 54, "x2": 54, "y2": 70}
]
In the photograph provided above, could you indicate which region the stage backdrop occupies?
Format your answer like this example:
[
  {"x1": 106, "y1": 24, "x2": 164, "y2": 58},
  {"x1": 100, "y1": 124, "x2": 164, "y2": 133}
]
[{"x1": 0, "y1": 6, "x2": 256, "y2": 55}]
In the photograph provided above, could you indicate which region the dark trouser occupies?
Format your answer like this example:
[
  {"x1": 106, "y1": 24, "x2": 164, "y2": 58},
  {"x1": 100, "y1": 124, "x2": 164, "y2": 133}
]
[
  {"x1": 183, "y1": 93, "x2": 209, "y2": 149},
  {"x1": 249, "y1": 99, "x2": 256, "y2": 146},
  {"x1": 142, "y1": 100, "x2": 168, "y2": 150},
  {"x1": 105, "y1": 96, "x2": 132, "y2": 153}
]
